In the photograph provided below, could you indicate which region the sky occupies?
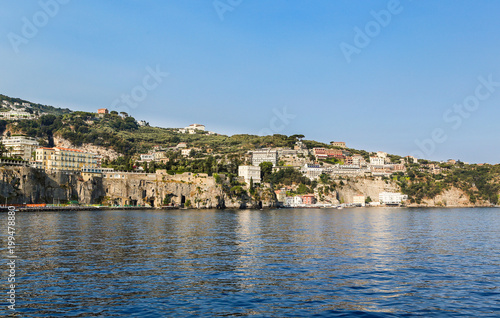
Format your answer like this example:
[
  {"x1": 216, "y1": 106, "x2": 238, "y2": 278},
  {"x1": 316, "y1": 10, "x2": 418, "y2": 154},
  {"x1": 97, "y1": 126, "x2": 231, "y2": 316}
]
[{"x1": 1, "y1": 0, "x2": 499, "y2": 163}]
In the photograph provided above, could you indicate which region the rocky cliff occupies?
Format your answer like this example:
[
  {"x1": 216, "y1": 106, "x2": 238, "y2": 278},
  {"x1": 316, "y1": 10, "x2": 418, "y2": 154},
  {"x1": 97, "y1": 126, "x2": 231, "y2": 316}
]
[
  {"x1": 0, "y1": 167, "x2": 275, "y2": 208},
  {"x1": 0, "y1": 167, "x2": 488, "y2": 208}
]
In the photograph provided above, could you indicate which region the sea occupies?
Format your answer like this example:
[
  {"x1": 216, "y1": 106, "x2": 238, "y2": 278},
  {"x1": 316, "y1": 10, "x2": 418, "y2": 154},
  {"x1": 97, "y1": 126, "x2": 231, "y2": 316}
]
[{"x1": 1, "y1": 208, "x2": 499, "y2": 317}]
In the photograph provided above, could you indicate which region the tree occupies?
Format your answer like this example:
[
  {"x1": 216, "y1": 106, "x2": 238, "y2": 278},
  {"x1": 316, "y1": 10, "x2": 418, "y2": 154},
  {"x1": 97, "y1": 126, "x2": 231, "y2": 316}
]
[
  {"x1": 259, "y1": 161, "x2": 273, "y2": 182},
  {"x1": 297, "y1": 184, "x2": 309, "y2": 194},
  {"x1": 249, "y1": 177, "x2": 255, "y2": 195}
]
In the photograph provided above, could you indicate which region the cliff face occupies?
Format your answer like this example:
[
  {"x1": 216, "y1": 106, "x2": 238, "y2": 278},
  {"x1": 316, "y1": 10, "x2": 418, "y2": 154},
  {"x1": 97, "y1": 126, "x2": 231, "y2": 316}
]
[
  {"x1": 336, "y1": 177, "x2": 400, "y2": 204},
  {"x1": 0, "y1": 166, "x2": 104, "y2": 204},
  {"x1": 408, "y1": 187, "x2": 491, "y2": 207},
  {"x1": 0, "y1": 167, "x2": 489, "y2": 208}
]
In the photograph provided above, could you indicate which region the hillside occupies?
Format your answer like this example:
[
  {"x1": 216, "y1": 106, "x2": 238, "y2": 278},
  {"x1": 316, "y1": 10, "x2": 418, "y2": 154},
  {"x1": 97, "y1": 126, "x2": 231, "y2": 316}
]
[
  {"x1": 0, "y1": 94, "x2": 72, "y2": 116},
  {"x1": 1, "y1": 93, "x2": 499, "y2": 206}
]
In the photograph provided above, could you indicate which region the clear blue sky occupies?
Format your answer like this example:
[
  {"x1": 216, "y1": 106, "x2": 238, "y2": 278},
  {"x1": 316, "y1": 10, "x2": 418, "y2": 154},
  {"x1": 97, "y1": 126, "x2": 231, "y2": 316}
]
[{"x1": 1, "y1": 0, "x2": 499, "y2": 163}]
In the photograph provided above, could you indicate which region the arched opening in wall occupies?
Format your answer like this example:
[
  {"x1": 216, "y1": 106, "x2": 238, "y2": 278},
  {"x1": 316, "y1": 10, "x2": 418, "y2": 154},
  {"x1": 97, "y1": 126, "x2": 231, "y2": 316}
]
[
  {"x1": 149, "y1": 198, "x2": 155, "y2": 207},
  {"x1": 181, "y1": 195, "x2": 186, "y2": 205},
  {"x1": 129, "y1": 196, "x2": 137, "y2": 206}
]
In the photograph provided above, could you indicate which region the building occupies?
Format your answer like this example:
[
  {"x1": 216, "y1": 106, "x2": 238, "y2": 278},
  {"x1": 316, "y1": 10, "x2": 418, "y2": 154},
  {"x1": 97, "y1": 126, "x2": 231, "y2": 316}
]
[
  {"x1": 302, "y1": 163, "x2": 324, "y2": 180},
  {"x1": 181, "y1": 149, "x2": 192, "y2": 157},
  {"x1": 274, "y1": 190, "x2": 287, "y2": 203},
  {"x1": 81, "y1": 167, "x2": 103, "y2": 181},
  {"x1": 301, "y1": 194, "x2": 316, "y2": 205},
  {"x1": 97, "y1": 108, "x2": 109, "y2": 114},
  {"x1": 345, "y1": 154, "x2": 366, "y2": 167},
  {"x1": 369, "y1": 156, "x2": 385, "y2": 166},
  {"x1": 176, "y1": 142, "x2": 188, "y2": 149},
  {"x1": 140, "y1": 154, "x2": 155, "y2": 162},
  {"x1": 238, "y1": 165, "x2": 261, "y2": 184},
  {"x1": 2, "y1": 135, "x2": 39, "y2": 160},
  {"x1": 35, "y1": 147, "x2": 98, "y2": 172},
  {"x1": 180, "y1": 124, "x2": 206, "y2": 134},
  {"x1": 330, "y1": 141, "x2": 346, "y2": 148},
  {"x1": 154, "y1": 151, "x2": 166, "y2": 160},
  {"x1": 312, "y1": 148, "x2": 344, "y2": 160},
  {"x1": 379, "y1": 192, "x2": 408, "y2": 205},
  {"x1": 277, "y1": 148, "x2": 298, "y2": 157},
  {"x1": 404, "y1": 156, "x2": 418, "y2": 164},
  {"x1": 377, "y1": 151, "x2": 387, "y2": 158},
  {"x1": 353, "y1": 195, "x2": 366, "y2": 207},
  {"x1": 251, "y1": 149, "x2": 278, "y2": 166},
  {"x1": 138, "y1": 120, "x2": 148, "y2": 127},
  {"x1": 285, "y1": 196, "x2": 303, "y2": 206},
  {"x1": 0, "y1": 110, "x2": 37, "y2": 120}
]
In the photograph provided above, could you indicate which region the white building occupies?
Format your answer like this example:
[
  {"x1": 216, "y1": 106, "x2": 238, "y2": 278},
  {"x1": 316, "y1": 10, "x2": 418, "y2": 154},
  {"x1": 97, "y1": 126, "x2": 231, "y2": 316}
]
[
  {"x1": 293, "y1": 196, "x2": 303, "y2": 205},
  {"x1": 353, "y1": 195, "x2": 366, "y2": 207},
  {"x1": 140, "y1": 154, "x2": 155, "y2": 162},
  {"x1": 179, "y1": 124, "x2": 206, "y2": 134},
  {"x1": 251, "y1": 149, "x2": 278, "y2": 166},
  {"x1": 284, "y1": 196, "x2": 303, "y2": 207},
  {"x1": 352, "y1": 155, "x2": 366, "y2": 166},
  {"x1": 238, "y1": 165, "x2": 261, "y2": 184},
  {"x1": 2, "y1": 136, "x2": 39, "y2": 160},
  {"x1": 379, "y1": 192, "x2": 408, "y2": 205},
  {"x1": 0, "y1": 110, "x2": 37, "y2": 120},
  {"x1": 302, "y1": 163, "x2": 324, "y2": 180},
  {"x1": 370, "y1": 156, "x2": 385, "y2": 166},
  {"x1": 181, "y1": 149, "x2": 192, "y2": 157}
]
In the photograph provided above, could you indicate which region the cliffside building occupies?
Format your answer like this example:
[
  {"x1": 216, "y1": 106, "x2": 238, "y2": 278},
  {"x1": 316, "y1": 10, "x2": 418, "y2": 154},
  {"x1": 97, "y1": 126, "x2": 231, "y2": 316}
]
[
  {"x1": 35, "y1": 147, "x2": 99, "y2": 172},
  {"x1": 379, "y1": 192, "x2": 408, "y2": 205},
  {"x1": 238, "y1": 165, "x2": 261, "y2": 184},
  {"x1": 2, "y1": 135, "x2": 39, "y2": 160}
]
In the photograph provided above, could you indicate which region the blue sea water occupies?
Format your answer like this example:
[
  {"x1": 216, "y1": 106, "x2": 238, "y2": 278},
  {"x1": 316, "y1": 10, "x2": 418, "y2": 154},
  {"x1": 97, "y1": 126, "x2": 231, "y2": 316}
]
[{"x1": 1, "y1": 208, "x2": 499, "y2": 317}]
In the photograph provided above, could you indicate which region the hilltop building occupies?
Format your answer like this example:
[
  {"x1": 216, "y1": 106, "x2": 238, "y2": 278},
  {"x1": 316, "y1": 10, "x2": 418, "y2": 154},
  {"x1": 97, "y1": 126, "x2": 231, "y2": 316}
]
[{"x1": 330, "y1": 141, "x2": 346, "y2": 148}]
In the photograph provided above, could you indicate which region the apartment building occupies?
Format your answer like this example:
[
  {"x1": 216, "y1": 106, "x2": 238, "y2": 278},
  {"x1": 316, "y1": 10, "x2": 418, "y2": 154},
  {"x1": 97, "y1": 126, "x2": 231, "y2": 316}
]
[
  {"x1": 312, "y1": 148, "x2": 344, "y2": 160},
  {"x1": 2, "y1": 135, "x2": 39, "y2": 160},
  {"x1": 35, "y1": 147, "x2": 98, "y2": 172},
  {"x1": 251, "y1": 149, "x2": 278, "y2": 166}
]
